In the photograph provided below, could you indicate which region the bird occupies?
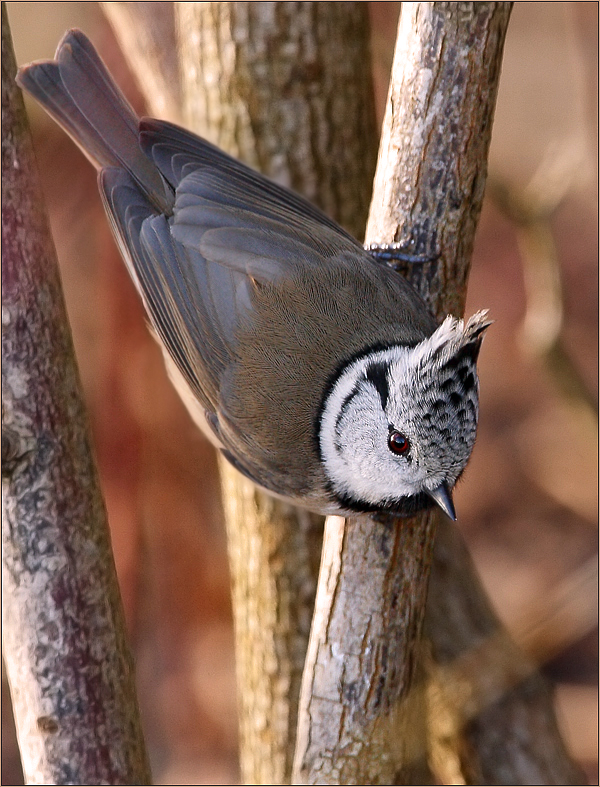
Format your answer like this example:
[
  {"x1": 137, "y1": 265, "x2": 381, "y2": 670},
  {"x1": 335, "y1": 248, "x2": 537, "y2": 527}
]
[{"x1": 16, "y1": 29, "x2": 491, "y2": 522}]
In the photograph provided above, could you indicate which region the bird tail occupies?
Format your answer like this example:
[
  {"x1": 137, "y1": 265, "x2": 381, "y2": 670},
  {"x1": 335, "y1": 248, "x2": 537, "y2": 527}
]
[{"x1": 16, "y1": 29, "x2": 173, "y2": 214}]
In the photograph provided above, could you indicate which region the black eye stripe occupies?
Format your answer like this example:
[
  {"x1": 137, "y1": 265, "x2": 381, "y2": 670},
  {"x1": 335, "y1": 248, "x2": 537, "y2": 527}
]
[
  {"x1": 365, "y1": 362, "x2": 389, "y2": 412},
  {"x1": 334, "y1": 384, "x2": 360, "y2": 435}
]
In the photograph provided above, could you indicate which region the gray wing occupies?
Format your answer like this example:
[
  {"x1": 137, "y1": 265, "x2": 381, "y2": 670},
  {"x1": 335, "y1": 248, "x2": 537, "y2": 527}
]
[
  {"x1": 140, "y1": 119, "x2": 362, "y2": 245},
  {"x1": 171, "y1": 170, "x2": 365, "y2": 284},
  {"x1": 100, "y1": 159, "x2": 366, "y2": 410},
  {"x1": 166, "y1": 159, "x2": 434, "y2": 330},
  {"x1": 100, "y1": 123, "x2": 435, "y2": 433},
  {"x1": 100, "y1": 167, "x2": 242, "y2": 414}
]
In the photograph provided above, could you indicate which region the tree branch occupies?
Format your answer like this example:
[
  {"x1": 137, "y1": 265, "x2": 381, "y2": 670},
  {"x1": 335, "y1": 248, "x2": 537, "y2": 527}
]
[
  {"x1": 426, "y1": 517, "x2": 587, "y2": 784},
  {"x1": 354, "y1": 3, "x2": 584, "y2": 783},
  {"x1": 101, "y1": 1, "x2": 183, "y2": 123},
  {"x1": 175, "y1": 5, "x2": 379, "y2": 782},
  {"x1": 294, "y1": 4, "x2": 513, "y2": 783},
  {"x1": 293, "y1": 513, "x2": 436, "y2": 784},
  {"x1": 1, "y1": 8, "x2": 151, "y2": 784}
]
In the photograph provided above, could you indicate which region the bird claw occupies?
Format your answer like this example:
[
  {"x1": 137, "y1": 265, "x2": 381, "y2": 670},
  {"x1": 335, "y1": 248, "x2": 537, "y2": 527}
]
[{"x1": 365, "y1": 242, "x2": 439, "y2": 271}]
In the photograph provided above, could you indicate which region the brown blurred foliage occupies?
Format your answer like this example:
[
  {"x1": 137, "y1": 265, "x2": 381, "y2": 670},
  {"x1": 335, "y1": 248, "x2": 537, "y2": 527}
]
[{"x1": 3, "y1": 3, "x2": 597, "y2": 784}]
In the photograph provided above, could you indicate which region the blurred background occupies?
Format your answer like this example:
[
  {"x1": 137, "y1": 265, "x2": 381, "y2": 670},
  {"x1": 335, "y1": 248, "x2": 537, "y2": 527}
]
[{"x1": 3, "y1": 2, "x2": 597, "y2": 784}]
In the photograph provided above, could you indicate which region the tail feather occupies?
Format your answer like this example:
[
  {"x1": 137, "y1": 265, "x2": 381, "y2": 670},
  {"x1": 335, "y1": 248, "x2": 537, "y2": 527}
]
[{"x1": 16, "y1": 29, "x2": 173, "y2": 214}]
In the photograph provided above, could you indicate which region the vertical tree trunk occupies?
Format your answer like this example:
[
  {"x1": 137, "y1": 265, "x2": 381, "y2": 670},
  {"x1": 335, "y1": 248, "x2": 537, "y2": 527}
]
[
  {"x1": 176, "y1": 1, "x2": 377, "y2": 239},
  {"x1": 293, "y1": 513, "x2": 436, "y2": 784},
  {"x1": 174, "y1": 4, "x2": 378, "y2": 783},
  {"x1": 2, "y1": 8, "x2": 151, "y2": 785},
  {"x1": 294, "y1": 4, "x2": 512, "y2": 783}
]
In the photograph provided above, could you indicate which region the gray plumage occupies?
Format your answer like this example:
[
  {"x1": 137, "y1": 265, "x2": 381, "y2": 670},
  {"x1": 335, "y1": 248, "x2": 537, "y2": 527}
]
[{"x1": 17, "y1": 29, "x2": 490, "y2": 519}]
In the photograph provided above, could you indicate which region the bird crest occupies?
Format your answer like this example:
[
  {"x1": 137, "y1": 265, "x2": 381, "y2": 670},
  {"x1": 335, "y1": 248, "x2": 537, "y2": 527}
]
[{"x1": 413, "y1": 310, "x2": 492, "y2": 371}]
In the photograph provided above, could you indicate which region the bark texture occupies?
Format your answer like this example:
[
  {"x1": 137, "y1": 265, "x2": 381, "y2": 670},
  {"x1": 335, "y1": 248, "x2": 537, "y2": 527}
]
[
  {"x1": 1, "y1": 8, "x2": 151, "y2": 785},
  {"x1": 174, "y1": 3, "x2": 378, "y2": 783},
  {"x1": 293, "y1": 514, "x2": 435, "y2": 784},
  {"x1": 218, "y1": 471, "x2": 324, "y2": 784},
  {"x1": 176, "y1": 1, "x2": 377, "y2": 239},
  {"x1": 426, "y1": 519, "x2": 587, "y2": 785},
  {"x1": 294, "y1": 4, "x2": 513, "y2": 784},
  {"x1": 366, "y1": 1, "x2": 513, "y2": 320}
]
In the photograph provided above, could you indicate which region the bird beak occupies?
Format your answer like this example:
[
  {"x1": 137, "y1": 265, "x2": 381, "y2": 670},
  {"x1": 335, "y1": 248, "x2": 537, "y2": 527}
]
[{"x1": 427, "y1": 482, "x2": 457, "y2": 521}]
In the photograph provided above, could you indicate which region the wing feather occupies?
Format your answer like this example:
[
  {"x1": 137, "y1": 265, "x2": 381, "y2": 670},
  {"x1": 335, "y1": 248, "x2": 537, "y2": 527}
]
[
  {"x1": 99, "y1": 168, "x2": 250, "y2": 411},
  {"x1": 139, "y1": 119, "x2": 361, "y2": 244}
]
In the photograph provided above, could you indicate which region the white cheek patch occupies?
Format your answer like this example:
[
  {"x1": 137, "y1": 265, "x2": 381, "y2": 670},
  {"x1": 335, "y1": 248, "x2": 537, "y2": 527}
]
[
  {"x1": 319, "y1": 346, "x2": 427, "y2": 506},
  {"x1": 318, "y1": 314, "x2": 487, "y2": 509}
]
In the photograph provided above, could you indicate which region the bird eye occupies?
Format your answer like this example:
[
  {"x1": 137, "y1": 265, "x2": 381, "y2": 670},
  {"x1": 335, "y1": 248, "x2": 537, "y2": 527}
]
[{"x1": 388, "y1": 430, "x2": 410, "y2": 455}]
